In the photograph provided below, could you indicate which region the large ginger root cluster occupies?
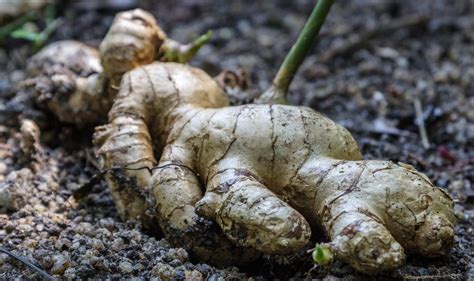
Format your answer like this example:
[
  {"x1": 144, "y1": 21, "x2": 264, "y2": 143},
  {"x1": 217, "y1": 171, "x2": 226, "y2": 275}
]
[{"x1": 26, "y1": 8, "x2": 456, "y2": 274}]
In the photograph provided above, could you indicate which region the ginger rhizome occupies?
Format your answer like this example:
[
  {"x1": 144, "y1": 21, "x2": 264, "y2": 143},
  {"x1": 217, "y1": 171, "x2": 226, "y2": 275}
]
[
  {"x1": 26, "y1": 9, "x2": 211, "y2": 125},
  {"x1": 27, "y1": 7, "x2": 456, "y2": 274}
]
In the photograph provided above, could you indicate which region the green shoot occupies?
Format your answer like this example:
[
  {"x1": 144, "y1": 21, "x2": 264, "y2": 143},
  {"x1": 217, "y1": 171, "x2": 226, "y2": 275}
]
[
  {"x1": 256, "y1": 0, "x2": 334, "y2": 104},
  {"x1": 0, "y1": 3, "x2": 60, "y2": 50},
  {"x1": 163, "y1": 30, "x2": 213, "y2": 63},
  {"x1": 11, "y1": 18, "x2": 61, "y2": 50},
  {"x1": 0, "y1": 11, "x2": 38, "y2": 43},
  {"x1": 312, "y1": 243, "x2": 334, "y2": 266}
]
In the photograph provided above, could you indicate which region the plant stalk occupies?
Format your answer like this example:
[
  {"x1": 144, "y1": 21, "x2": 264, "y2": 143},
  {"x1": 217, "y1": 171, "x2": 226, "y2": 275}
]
[
  {"x1": 256, "y1": 0, "x2": 334, "y2": 104},
  {"x1": 0, "y1": 11, "x2": 38, "y2": 43}
]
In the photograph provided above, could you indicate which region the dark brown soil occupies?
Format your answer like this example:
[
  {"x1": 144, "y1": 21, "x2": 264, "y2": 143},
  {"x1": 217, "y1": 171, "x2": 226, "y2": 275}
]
[{"x1": 0, "y1": 0, "x2": 472, "y2": 280}]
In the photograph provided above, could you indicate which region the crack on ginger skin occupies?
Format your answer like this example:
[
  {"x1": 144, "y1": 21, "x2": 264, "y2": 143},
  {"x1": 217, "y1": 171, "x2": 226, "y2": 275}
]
[
  {"x1": 95, "y1": 78, "x2": 457, "y2": 271},
  {"x1": 165, "y1": 68, "x2": 181, "y2": 105},
  {"x1": 203, "y1": 107, "x2": 245, "y2": 183},
  {"x1": 28, "y1": 8, "x2": 457, "y2": 274},
  {"x1": 269, "y1": 105, "x2": 277, "y2": 188},
  {"x1": 282, "y1": 108, "x2": 312, "y2": 190},
  {"x1": 403, "y1": 201, "x2": 419, "y2": 229},
  {"x1": 326, "y1": 163, "x2": 366, "y2": 207},
  {"x1": 309, "y1": 160, "x2": 348, "y2": 213}
]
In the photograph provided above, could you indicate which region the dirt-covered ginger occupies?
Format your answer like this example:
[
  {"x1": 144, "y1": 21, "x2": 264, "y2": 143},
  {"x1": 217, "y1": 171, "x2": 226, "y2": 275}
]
[{"x1": 26, "y1": 8, "x2": 456, "y2": 275}]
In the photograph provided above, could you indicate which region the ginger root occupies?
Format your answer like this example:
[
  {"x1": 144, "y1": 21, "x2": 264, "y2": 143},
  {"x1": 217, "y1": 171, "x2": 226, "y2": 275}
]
[
  {"x1": 28, "y1": 8, "x2": 456, "y2": 274},
  {"x1": 26, "y1": 9, "x2": 211, "y2": 125}
]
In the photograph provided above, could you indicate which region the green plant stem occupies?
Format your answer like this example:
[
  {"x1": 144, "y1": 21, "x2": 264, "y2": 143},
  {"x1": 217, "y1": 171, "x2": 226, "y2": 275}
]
[
  {"x1": 256, "y1": 0, "x2": 334, "y2": 104},
  {"x1": 275, "y1": 0, "x2": 333, "y2": 92},
  {"x1": 163, "y1": 30, "x2": 212, "y2": 63},
  {"x1": 178, "y1": 30, "x2": 213, "y2": 63},
  {"x1": 0, "y1": 11, "x2": 38, "y2": 43}
]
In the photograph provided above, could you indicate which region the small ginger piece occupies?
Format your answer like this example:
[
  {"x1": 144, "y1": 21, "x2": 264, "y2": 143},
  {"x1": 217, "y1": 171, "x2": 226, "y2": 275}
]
[
  {"x1": 25, "y1": 9, "x2": 211, "y2": 125},
  {"x1": 27, "y1": 6, "x2": 456, "y2": 274}
]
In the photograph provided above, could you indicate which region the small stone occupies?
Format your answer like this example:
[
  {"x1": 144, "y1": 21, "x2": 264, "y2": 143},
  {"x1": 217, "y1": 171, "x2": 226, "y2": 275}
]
[
  {"x1": 71, "y1": 241, "x2": 81, "y2": 250},
  {"x1": 54, "y1": 238, "x2": 71, "y2": 250},
  {"x1": 37, "y1": 252, "x2": 53, "y2": 270},
  {"x1": 0, "y1": 162, "x2": 7, "y2": 175},
  {"x1": 47, "y1": 225, "x2": 61, "y2": 236},
  {"x1": 17, "y1": 223, "x2": 33, "y2": 234},
  {"x1": 119, "y1": 261, "x2": 133, "y2": 274},
  {"x1": 35, "y1": 223, "x2": 44, "y2": 232},
  {"x1": 0, "y1": 181, "x2": 26, "y2": 213},
  {"x1": 63, "y1": 268, "x2": 77, "y2": 279},
  {"x1": 185, "y1": 270, "x2": 203, "y2": 280},
  {"x1": 174, "y1": 269, "x2": 185, "y2": 279},
  {"x1": 151, "y1": 262, "x2": 174, "y2": 279},
  {"x1": 166, "y1": 248, "x2": 188, "y2": 262},
  {"x1": 169, "y1": 258, "x2": 182, "y2": 267},
  {"x1": 0, "y1": 253, "x2": 8, "y2": 265},
  {"x1": 90, "y1": 257, "x2": 105, "y2": 270},
  {"x1": 74, "y1": 222, "x2": 93, "y2": 236},
  {"x1": 50, "y1": 254, "x2": 71, "y2": 275},
  {"x1": 95, "y1": 227, "x2": 112, "y2": 238},
  {"x1": 24, "y1": 238, "x2": 37, "y2": 249},
  {"x1": 111, "y1": 237, "x2": 125, "y2": 251},
  {"x1": 92, "y1": 238, "x2": 105, "y2": 251},
  {"x1": 99, "y1": 218, "x2": 116, "y2": 231},
  {"x1": 33, "y1": 204, "x2": 46, "y2": 213},
  {"x1": 0, "y1": 263, "x2": 13, "y2": 274},
  {"x1": 417, "y1": 267, "x2": 430, "y2": 275},
  {"x1": 133, "y1": 263, "x2": 145, "y2": 271}
]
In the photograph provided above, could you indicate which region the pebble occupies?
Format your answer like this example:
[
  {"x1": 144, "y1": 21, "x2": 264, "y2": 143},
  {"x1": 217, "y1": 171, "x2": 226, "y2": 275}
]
[
  {"x1": 186, "y1": 270, "x2": 203, "y2": 280},
  {"x1": 99, "y1": 218, "x2": 116, "y2": 231},
  {"x1": 169, "y1": 258, "x2": 183, "y2": 267},
  {"x1": 174, "y1": 269, "x2": 185, "y2": 279},
  {"x1": 133, "y1": 263, "x2": 145, "y2": 271},
  {"x1": 151, "y1": 262, "x2": 174, "y2": 279},
  {"x1": 0, "y1": 253, "x2": 8, "y2": 265},
  {"x1": 0, "y1": 183, "x2": 12, "y2": 211},
  {"x1": 167, "y1": 248, "x2": 188, "y2": 262},
  {"x1": 63, "y1": 268, "x2": 77, "y2": 279},
  {"x1": 92, "y1": 238, "x2": 105, "y2": 251},
  {"x1": 24, "y1": 238, "x2": 37, "y2": 249},
  {"x1": 111, "y1": 237, "x2": 125, "y2": 251},
  {"x1": 51, "y1": 254, "x2": 71, "y2": 275},
  {"x1": 55, "y1": 238, "x2": 72, "y2": 250},
  {"x1": 0, "y1": 162, "x2": 7, "y2": 175},
  {"x1": 119, "y1": 261, "x2": 134, "y2": 274}
]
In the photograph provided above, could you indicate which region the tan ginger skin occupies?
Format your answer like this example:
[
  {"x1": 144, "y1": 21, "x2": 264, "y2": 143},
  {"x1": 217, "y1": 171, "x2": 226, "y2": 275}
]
[{"x1": 27, "y1": 9, "x2": 456, "y2": 274}]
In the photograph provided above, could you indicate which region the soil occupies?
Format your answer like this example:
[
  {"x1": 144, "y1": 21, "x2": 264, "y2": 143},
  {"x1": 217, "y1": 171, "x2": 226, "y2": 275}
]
[{"x1": 0, "y1": 0, "x2": 473, "y2": 280}]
